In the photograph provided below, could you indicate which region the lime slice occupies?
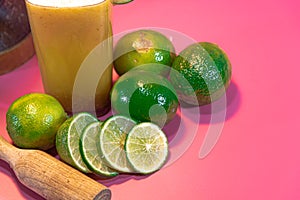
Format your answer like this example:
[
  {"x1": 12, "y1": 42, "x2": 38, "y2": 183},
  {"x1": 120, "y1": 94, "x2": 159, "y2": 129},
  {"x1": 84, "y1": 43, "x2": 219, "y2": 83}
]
[
  {"x1": 80, "y1": 121, "x2": 118, "y2": 177},
  {"x1": 125, "y1": 122, "x2": 169, "y2": 174},
  {"x1": 112, "y1": 0, "x2": 133, "y2": 5},
  {"x1": 56, "y1": 112, "x2": 98, "y2": 173},
  {"x1": 98, "y1": 115, "x2": 136, "y2": 173}
]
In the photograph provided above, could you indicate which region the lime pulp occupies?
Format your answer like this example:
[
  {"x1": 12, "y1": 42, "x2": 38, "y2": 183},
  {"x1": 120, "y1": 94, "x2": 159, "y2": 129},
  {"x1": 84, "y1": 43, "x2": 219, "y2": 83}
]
[{"x1": 80, "y1": 121, "x2": 118, "y2": 177}]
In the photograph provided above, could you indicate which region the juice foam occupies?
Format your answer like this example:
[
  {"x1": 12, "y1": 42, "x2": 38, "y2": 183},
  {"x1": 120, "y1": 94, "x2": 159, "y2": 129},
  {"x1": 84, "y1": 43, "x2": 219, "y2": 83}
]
[{"x1": 27, "y1": 0, "x2": 105, "y2": 7}]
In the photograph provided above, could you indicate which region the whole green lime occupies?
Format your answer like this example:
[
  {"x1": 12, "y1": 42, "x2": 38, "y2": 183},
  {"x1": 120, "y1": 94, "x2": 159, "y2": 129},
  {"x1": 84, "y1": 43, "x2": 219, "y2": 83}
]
[
  {"x1": 113, "y1": 29, "x2": 176, "y2": 77},
  {"x1": 170, "y1": 42, "x2": 232, "y2": 106},
  {"x1": 111, "y1": 69, "x2": 178, "y2": 127},
  {"x1": 6, "y1": 93, "x2": 67, "y2": 150}
]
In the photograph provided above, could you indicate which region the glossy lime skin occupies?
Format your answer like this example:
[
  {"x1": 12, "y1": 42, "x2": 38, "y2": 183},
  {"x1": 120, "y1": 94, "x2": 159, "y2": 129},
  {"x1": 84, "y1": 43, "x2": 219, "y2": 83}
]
[
  {"x1": 112, "y1": 0, "x2": 133, "y2": 5},
  {"x1": 170, "y1": 42, "x2": 232, "y2": 106},
  {"x1": 6, "y1": 93, "x2": 67, "y2": 150},
  {"x1": 113, "y1": 29, "x2": 176, "y2": 77},
  {"x1": 111, "y1": 70, "x2": 178, "y2": 127}
]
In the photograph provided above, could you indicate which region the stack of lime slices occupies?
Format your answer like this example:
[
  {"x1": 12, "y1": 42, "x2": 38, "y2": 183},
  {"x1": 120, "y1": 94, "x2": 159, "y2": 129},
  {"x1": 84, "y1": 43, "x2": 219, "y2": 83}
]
[{"x1": 56, "y1": 112, "x2": 169, "y2": 177}]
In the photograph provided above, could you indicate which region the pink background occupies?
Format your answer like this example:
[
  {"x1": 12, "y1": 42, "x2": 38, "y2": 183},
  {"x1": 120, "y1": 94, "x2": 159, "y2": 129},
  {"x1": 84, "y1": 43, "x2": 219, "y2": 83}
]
[{"x1": 1, "y1": 0, "x2": 300, "y2": 199}]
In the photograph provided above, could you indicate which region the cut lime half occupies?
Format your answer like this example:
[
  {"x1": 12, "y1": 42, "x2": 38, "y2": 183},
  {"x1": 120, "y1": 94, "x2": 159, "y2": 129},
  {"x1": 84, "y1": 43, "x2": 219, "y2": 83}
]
[
  {"x1": 80, "y1": 121, "x2": 118, "y2": 177},
  {"x1": 125, "y1": 122, "x2": 169, "y2": 174},
  {"x1": 98, "y1": 115, "x2": 136, "y2": 173},
  {"x1": 56, "y1": 112, "x2": 98, "y2": 173}
]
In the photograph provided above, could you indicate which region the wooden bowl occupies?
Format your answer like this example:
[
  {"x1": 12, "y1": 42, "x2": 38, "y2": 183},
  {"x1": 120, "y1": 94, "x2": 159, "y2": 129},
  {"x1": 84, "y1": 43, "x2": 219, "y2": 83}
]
[{"x1": 0, "y1": 0, "x2": 35, "y2": 75}]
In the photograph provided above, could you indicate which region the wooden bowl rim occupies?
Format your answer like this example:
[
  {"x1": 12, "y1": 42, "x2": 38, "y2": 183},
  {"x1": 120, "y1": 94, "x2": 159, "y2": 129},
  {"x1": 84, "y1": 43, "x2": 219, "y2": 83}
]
[{"x1": 0, "y1": 33, "x2": 35, "y2": 75}]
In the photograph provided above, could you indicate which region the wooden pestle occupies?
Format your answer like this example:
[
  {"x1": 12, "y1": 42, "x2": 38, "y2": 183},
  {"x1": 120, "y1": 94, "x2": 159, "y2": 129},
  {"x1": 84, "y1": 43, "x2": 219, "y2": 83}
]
[{"x1": 0, "y1": 136, "x2": 111, "y2": 200}]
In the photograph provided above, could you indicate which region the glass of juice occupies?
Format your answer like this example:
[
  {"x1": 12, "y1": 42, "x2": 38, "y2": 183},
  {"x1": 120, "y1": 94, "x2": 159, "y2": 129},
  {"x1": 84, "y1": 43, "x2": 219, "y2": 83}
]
[{"x1": 25, "y1": 0, "x2": 113, "y2": 116}]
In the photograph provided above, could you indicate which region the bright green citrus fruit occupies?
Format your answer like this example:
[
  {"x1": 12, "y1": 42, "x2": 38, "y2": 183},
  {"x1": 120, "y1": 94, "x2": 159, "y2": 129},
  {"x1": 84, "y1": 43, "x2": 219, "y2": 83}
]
[
  {"x1": 6, "y1": 93, "x2": 67, "y2": 150},
  {"x1": 80, "y1": 121, "x2": 118, "y2": 177},
  {"x1": 111, "y1": 70, "x2": 178, "y2": 127},
  {"x1": 112, "y1": 0, "x2": 133, "y2": 5},
  {"x1": 125, "y1": 122, "x2": 169, "y2": 174},
  {"x1": 56, "y1": 112, "x2": 98, "y2": 173},
  {"x1": 98, "y1": 115, "x2": 136, "y2": 173},
  {"x1": 113, "y1": 29, "x2": 176, "y2": 76},
  {"x1": 170, "y1": 42, "x2": 232, "y2": 106}
]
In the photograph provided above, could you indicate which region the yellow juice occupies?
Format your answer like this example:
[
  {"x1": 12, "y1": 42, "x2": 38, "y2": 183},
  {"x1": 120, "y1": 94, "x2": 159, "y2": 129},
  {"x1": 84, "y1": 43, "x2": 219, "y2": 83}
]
[{"x1": 25, "y1": 0, "x2": 112, "y2": 115}]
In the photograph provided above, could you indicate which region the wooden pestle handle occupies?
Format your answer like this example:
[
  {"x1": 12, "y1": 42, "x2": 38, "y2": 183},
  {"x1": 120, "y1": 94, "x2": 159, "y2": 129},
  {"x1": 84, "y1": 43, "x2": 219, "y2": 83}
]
[{"x1": 0, "y1": 136, "x2": 111, "y2": 200}]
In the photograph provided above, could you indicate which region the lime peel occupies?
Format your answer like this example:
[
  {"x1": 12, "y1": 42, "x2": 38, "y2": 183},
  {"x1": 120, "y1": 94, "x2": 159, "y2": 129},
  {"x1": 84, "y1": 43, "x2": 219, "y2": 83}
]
[
  {"x1": 112, "y1": 0, "x2": 133, "y2": 5},
  {"x1": 6, "y1": 93, "x2": 67, "y2": 150}
]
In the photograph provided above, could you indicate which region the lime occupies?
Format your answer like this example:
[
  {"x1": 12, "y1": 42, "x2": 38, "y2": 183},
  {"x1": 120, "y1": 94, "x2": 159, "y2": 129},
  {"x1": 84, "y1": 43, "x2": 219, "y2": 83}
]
[
  {"x1": 170, "y1": 42, "x2": 232, "y2": 106},
  {"x1": 112, "y1": 0, "x2": 133, "y2": 4},
  {"x1": 98, "y1": 115, "x2": 136, "y2": 173},
  {"x1": 56, "y1": 112, "x2": 98, "y2": 173},
  {"x1": 125, "y1": 122, "x2": 169, "y2": 174},
  {"x1": 111, "y1": 70, "x2": 178, "y2": 127},
  {"x1": 6, "y1": 93, "x2": 67, "y2": 150},
  {"x1": 80, "y1": 121, "x2": 118, "y2": 177},
  {"x1": 113, "y1": 29, "x2": 175, "y2": 76}
]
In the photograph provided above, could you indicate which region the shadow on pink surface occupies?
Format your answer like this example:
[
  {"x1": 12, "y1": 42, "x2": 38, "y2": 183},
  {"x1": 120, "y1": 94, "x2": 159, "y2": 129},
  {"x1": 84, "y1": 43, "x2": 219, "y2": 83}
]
[
  {"x1": 179, "y1": 80, "x2": 241, "y2": 124},
  {"x1": 92, "y1": 172, "x2": 151, "y2": 188},
  {"x1": 199, "y1": 81, "x2": 241, "y2": 124}
]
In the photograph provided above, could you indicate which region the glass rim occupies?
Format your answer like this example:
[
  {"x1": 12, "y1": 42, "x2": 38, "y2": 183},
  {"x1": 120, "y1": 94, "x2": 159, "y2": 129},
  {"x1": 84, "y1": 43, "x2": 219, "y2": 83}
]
[{"x1": 25, "y1": 0, "x2": 108, "y2": 8}]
